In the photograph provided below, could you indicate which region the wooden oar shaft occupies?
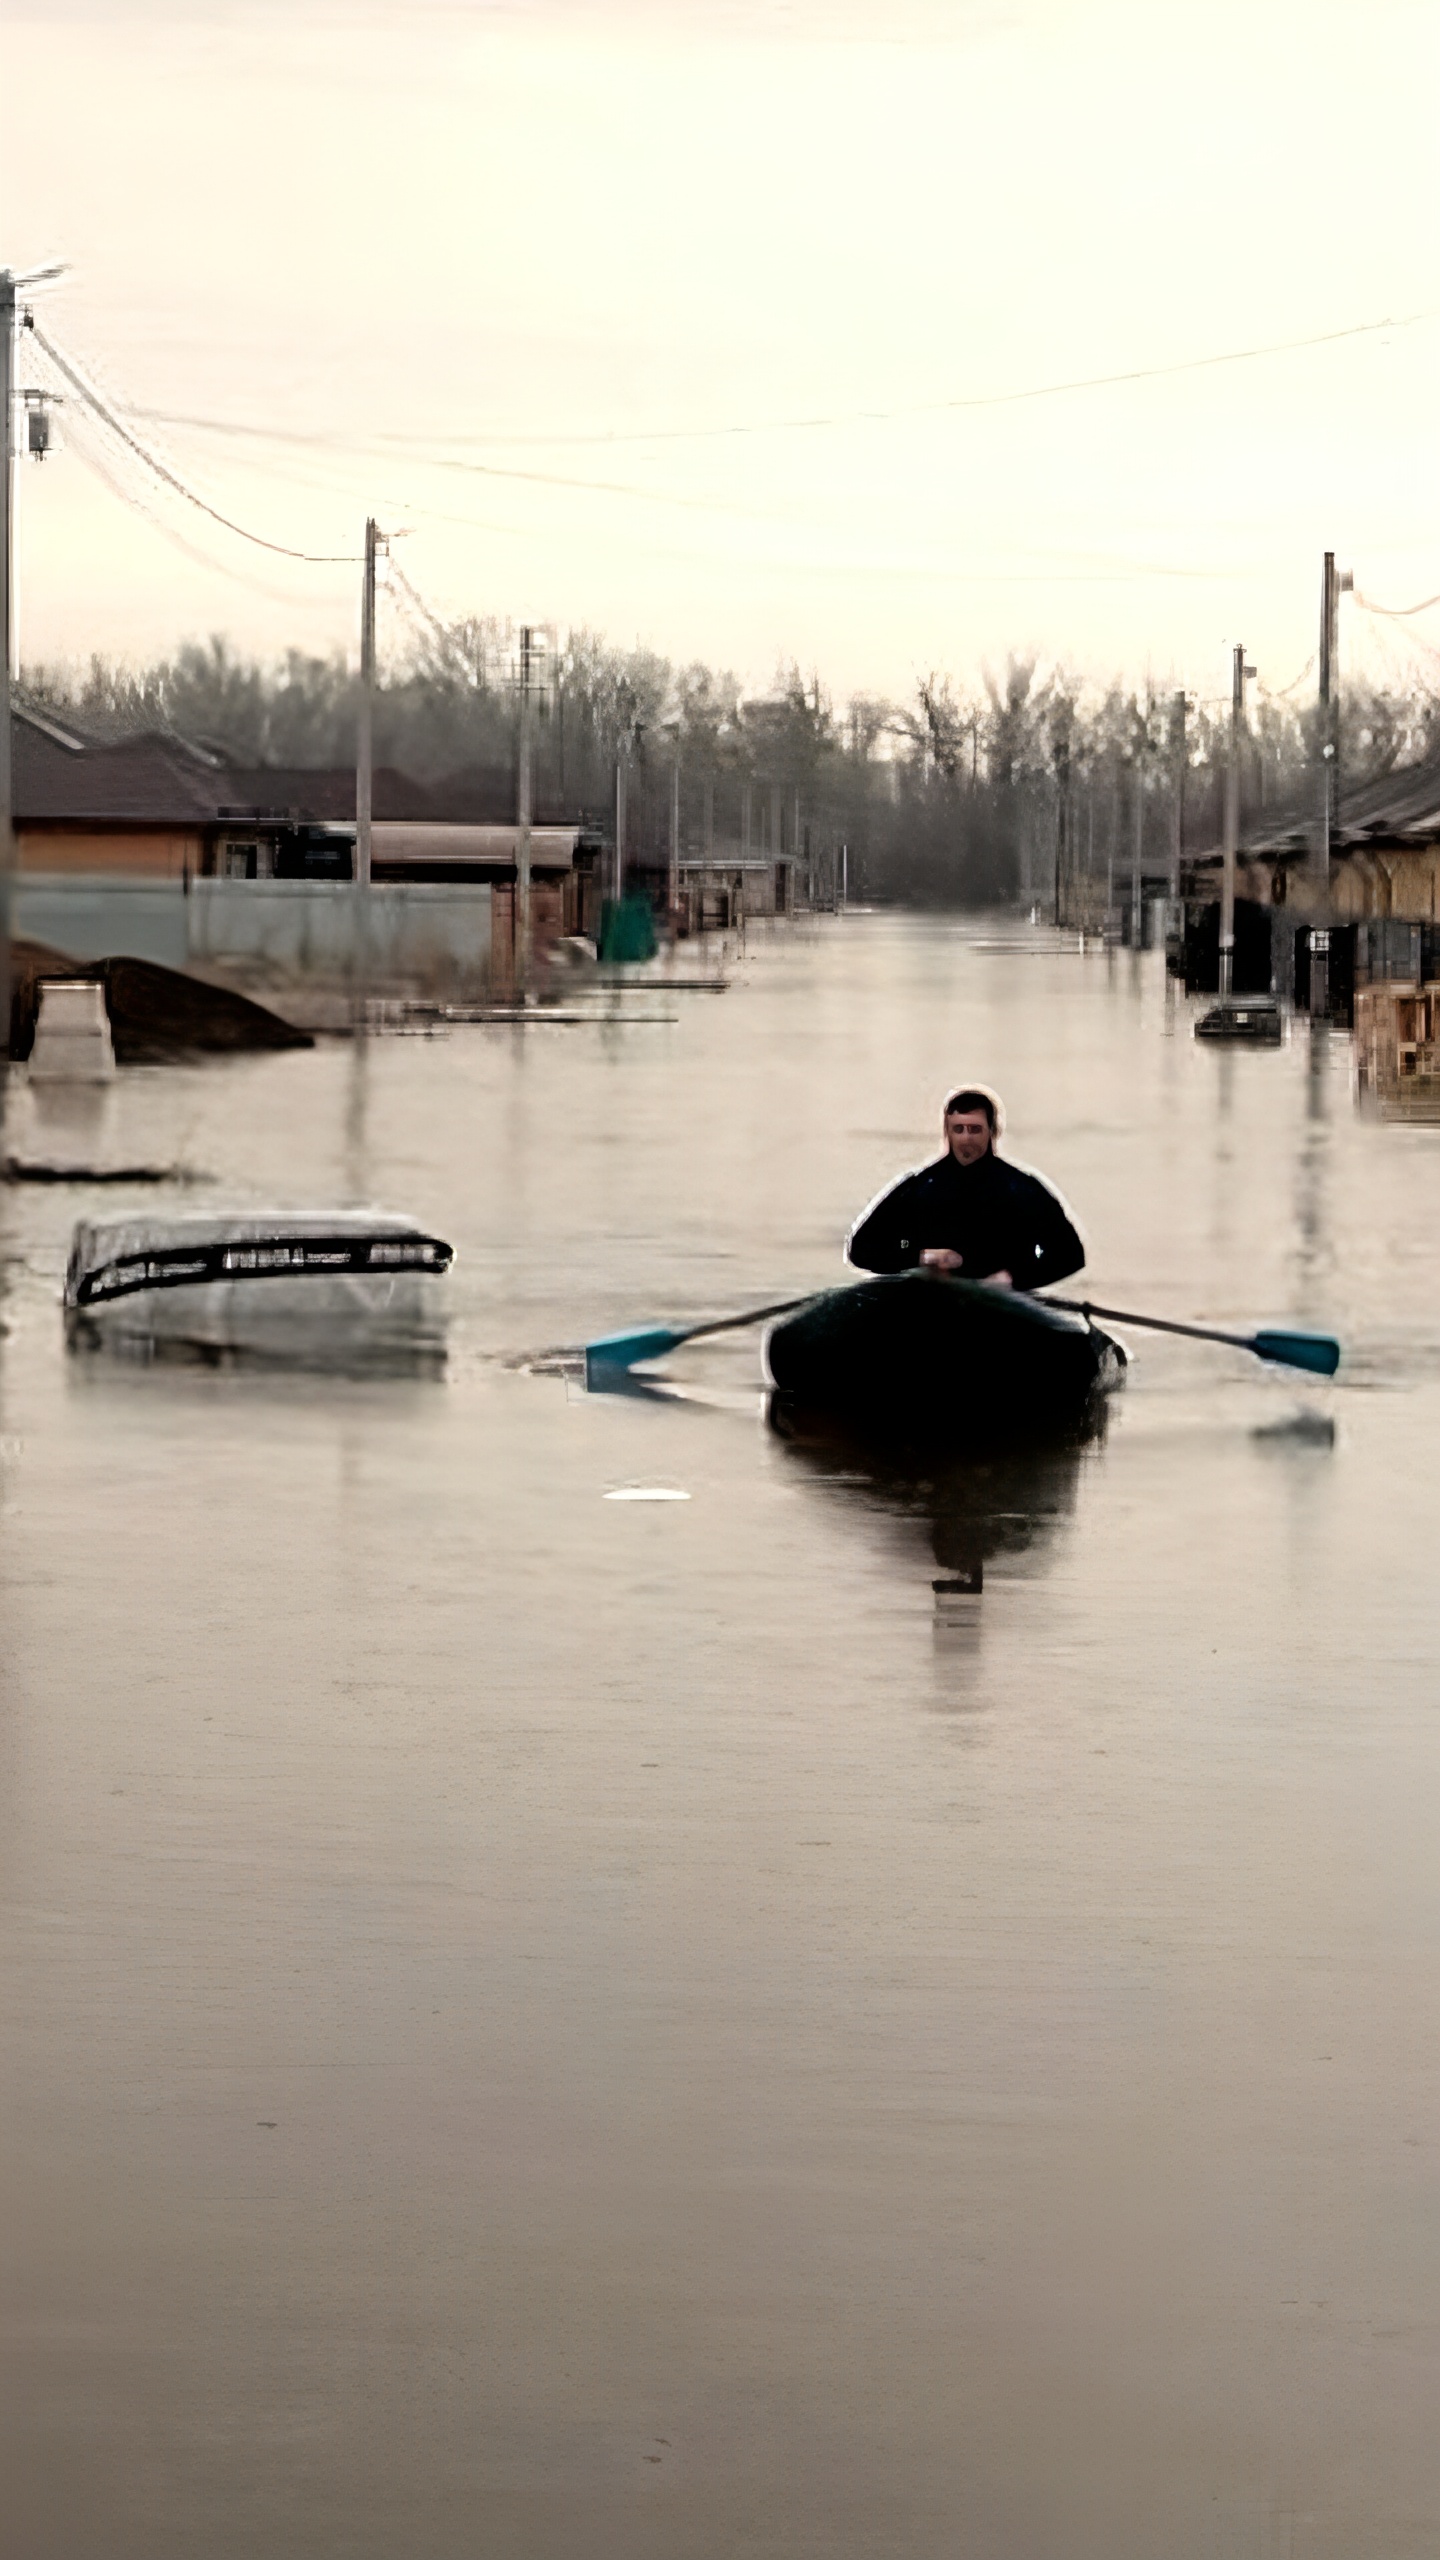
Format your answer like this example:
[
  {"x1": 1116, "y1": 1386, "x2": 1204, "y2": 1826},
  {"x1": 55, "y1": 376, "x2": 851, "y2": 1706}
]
[
  {"x1": 1042, "y1": 1294, "x2": 1254, "y2": 1352},
  {"x1": 679, "y1": 1294, "x2": 811, "y2": 1344}
]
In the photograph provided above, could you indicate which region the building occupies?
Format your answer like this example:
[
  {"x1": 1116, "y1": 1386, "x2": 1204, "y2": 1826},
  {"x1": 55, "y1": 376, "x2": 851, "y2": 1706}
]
[
  {"x1": 10, "y1": 704, "x2": 606, "y2": 989},
  {"x1": 1179, "y1": 746, "x2": 1440, "y2": 1007}
]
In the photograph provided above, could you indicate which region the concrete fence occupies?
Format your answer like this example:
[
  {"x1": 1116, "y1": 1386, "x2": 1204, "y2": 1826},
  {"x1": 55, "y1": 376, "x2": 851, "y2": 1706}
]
[{"x1": 16, "y1": 875, "x2": 495, "y2": 989}]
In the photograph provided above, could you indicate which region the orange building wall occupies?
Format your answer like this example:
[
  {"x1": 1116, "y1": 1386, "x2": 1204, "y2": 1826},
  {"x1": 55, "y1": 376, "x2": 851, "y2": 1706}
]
[{"x1": 19, "y1": 827, "x2": 204, "y2": 878}]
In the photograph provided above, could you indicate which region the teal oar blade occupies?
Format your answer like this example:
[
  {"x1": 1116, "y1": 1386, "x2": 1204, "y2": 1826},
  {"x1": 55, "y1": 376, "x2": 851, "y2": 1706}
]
[
  {"x1": 1250, "y1": 1328, "x2": 1341, "y2": 1377},
  {"x1": 584, "y1": 1294, "x2": 812, "y2": 1389},
  {"x1": 585, "y1": 1325, "x2": 688, "y2": 1386}
]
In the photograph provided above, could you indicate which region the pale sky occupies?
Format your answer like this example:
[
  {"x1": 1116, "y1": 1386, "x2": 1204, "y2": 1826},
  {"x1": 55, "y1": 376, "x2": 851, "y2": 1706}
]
[{"x1": 4, "y1": 0, "x2": 1439, "y2": 714}]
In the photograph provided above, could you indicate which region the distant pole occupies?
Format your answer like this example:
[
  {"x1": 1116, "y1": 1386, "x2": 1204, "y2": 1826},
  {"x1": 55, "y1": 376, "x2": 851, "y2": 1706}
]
[
  {"x1": 1316, "y1": 550, "x2": 1337, "y2": 897},
  {"x1": 354, "y1": 515, "x2": 379, "y2": 1021},
  {"x1": 1053, "y1": 728, "x2": 1070, "y2": 927},
  {"x1": 1220, "y1": 643, "x2": 1254, "y2": 1000},
  {"x1": 614, "y1": 752, "x2": 627, "y2": 903},
  {"x1": 0, "y1": 273, "x2": 17, "y2": 1085},
  {"x1": 668, "y1": 751, "x2": 680, "y2": 919},
  {"x1": 516, "y1": 623, "x2": 533, "y2": 992},
  {"x1": 1130, "y1": 749, "x2": 1144, "y2": 949},
  {"x1": 840, "y1": 841, "x2": 848, "y2": 909},
  {"x1": 1169, "y1": 689, "x2": 1187, "y2": 900},
  {"x1": 1105, "y1": 763, "x2": 1117, "y2": 930},
  {"x1": 1312, "y1": 550, "x2": 1351, "y2": 1018}
]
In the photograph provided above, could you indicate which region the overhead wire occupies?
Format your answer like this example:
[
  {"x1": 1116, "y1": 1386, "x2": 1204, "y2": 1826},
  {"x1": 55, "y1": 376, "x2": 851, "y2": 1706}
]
[
  {"x1": 1262, "y1": 653, "x2": 1316, "y2": 700},
  {"x1": 52, "y1": 398, "x2": 348, "y2": 610},
  {"x1": 92, "y1": 401, "x2": 1251, "y2": 584},
  {"x1": 1354, "y1": 586, "x2": 1440, "y2": 619},
  {"x1": 27, "y1": 317, "x2": 363, "y2": 566},
  {"x1": 124, "y1": 308, "x2": 1432, "y2": 453}
]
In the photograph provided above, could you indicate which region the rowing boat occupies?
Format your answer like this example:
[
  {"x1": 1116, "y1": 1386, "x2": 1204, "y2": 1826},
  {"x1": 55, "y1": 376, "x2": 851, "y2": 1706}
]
[
  {"x1": 764, "y1": 1270, "x2": 1123, "y2": 1444},
  {"x1": 64, "y1": 1209, "x2": 453, "y2": 1360}
]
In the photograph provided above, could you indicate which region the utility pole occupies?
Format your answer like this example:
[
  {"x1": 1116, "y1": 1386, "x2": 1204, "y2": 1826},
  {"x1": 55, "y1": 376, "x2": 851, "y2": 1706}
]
[
  {"x1": 613, "y1": 751, "x2": 627, "y2": 905},
  {"x1": 1127, "y1": 762, "x2": 1137, "y2": 957},
  {"x1": 1220, "y1": 644, "x2": 1255, "y2": 999},
  {"x1": 1316, "y1": 550, "x2": 1339, "y2": 891},
  {"x1": 668, "y1": 750, "x2": 680, "y2": 921},
  {"x1": 354, "y1": 516, "x2": 380, "y2": 1021},
  {"x1": 1313, "y1": 551, "x2": 1351, "y2": 1017},
  {"x1": 0, "y1": 272, "x2": 16, "y2": 1091},
  {"x1": 1168, "y1": 690, "x2": 1187, "y2": 902},
  {"x1": 516, "y1": 623, "x2": 534, "y2": 994},
  {"x1": 1052, "y1": 727, "x2": 1071, "y2": 928}
]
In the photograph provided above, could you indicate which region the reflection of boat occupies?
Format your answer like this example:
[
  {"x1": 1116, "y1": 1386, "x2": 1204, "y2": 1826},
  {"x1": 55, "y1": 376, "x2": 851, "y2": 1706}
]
[
  {"x1": 765, "y1": 1271, "x2": 1122, "y2": 1448},
  {"x1": 64, "y1": 1210, "x2": 453, "y2": 1362},
  {"x1": 769, "y1": 1401, "x2": 1095, "y2": 1590}
]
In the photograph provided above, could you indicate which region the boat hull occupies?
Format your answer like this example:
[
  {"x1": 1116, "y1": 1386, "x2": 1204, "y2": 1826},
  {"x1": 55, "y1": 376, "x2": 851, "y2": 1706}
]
[
  {"x1": 765, "y1": 1271, "x2": 1121, "y2": 1446},
  {"x1": 64, "y1": 1211, "x2": 452, "y2": 1362}
]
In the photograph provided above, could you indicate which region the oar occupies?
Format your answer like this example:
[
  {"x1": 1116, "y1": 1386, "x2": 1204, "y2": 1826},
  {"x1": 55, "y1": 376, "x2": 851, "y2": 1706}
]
[
  {"x1": 1043, "y1": 1295, "x2": 1340, "y2": 1377},
  {"x1": 585, "y1": 1295, "x2": 811, "y2": 1388}
]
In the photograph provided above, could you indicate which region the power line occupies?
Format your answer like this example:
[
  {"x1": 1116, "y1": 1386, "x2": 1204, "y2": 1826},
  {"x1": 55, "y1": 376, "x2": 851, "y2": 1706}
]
[
  {"x1": 27, "y1": 320, "x2": 362, "y2": 566},
  {"x1": 1354, "y1": 586, "x2": 1440, "y2": 619},
  {"x1": 124, "y1": 308, "x2": 1433, "y2": 453},
  {"x1": 1262, "y1": 653, "x2": 1316, "y2": 700}
]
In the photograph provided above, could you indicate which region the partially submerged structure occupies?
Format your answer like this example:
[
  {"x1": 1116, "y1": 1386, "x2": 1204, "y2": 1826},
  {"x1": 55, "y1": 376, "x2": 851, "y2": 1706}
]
[{"x1": 1180, "y1": 745, "x2": 1440, "y2": 1023}]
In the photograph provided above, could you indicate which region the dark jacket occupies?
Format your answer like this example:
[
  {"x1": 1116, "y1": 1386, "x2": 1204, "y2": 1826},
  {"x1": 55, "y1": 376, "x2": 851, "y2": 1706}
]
[{"x1": 847, "y1": 1148, "x2": 1084, "y2": 1290}]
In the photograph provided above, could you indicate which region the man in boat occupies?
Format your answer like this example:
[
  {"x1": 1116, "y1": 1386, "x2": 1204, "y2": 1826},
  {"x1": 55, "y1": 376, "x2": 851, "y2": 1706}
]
[{"x1": 846, "y1": 1087, "x2": 1084, "y2": 1292}]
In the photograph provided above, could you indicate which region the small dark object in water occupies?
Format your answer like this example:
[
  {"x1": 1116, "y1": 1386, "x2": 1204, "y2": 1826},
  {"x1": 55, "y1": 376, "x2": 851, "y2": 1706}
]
[
  {"x1": 1252, "y1": 1409, "x2": 1337, "y2": 1447},
  {"x1": 1195, "y1": 996, "x2": 1283, "y2": 1044},
  {"x1": 765, "y1": 1271, "x2": 1123, "y2": 1448},
  {"x1": 3, "y1": 1157, "x2": 201, "y2": 1185}
]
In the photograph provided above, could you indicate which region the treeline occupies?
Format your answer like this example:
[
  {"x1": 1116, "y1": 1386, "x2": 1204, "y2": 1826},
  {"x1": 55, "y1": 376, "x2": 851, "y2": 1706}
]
[{"x1": 25, "y1": 627, "x2": 1440, "y2": 909}]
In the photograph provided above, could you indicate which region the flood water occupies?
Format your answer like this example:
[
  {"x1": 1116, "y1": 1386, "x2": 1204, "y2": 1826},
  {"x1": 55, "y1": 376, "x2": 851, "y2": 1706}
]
[{"x1": 2, "y1": 913, "x2": 1438, "y2": 2559}]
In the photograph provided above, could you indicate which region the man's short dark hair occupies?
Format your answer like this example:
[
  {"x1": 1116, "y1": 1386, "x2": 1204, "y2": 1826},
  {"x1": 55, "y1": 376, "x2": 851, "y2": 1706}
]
[{"x1": 944, "y1": 1086, "x2": 1001, "y2": 1133}]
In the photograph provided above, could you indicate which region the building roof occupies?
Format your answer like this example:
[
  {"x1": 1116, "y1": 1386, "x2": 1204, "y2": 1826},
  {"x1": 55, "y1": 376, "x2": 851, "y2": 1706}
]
[
  {"x1": 1193, "y1": 746, "x2": 1440, "y2": 867},
  {"x1": 216, "y1": 765, "x2": 427, "y2": 824},
  {"x1": 10, "y1": 708, "x2": 603, "y2": 841},
  {"x1": 14, "y1": 710, "x2": 229, "y2": 825}
]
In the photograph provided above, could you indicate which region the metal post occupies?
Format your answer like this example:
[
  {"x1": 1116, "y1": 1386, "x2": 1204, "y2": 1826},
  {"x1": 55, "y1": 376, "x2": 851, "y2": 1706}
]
[
  {"x1": 840, "y1": 841, "x2": 848, "y2": 910},
  {"x1": 354, "y1": 516, "x2": 378, "y2": 1021},
  {"x1": 1221, "y1": 643, "x2": 1253, "y2": 1000},
  {"x1": 516, "y1": 623, "x2": 533, "y2": 994},
  {"x1": 0, "y1": 273, "x2": 16, "y2": 1090}
]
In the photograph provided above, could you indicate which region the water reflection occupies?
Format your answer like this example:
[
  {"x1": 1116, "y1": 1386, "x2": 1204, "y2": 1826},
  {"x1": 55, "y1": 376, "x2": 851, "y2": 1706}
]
[{"x1": 768, "y1": 1396, "x2": 1100, "y2": 1591}]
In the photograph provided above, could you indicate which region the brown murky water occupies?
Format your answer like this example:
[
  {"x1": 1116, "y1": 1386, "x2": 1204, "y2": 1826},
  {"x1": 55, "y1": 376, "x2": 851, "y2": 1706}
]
[{"x1": 2, "y1": 916, "x2": 1437, "y2": 2558}]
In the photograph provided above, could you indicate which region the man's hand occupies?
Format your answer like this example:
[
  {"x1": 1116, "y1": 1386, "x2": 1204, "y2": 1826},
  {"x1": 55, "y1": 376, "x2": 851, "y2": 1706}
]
[
  {"x1": 919, "y1": 1248, "x2": 964, "y2": 1273},
  {"x1": 982, "y1": 1270, "x2": 1014, "y2": 1290}
]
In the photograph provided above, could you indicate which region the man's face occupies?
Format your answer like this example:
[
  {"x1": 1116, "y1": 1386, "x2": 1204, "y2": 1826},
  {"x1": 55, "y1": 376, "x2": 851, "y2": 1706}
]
[{"x1": 945, "y1": 1108, "x2": 992, "y2": 1166}]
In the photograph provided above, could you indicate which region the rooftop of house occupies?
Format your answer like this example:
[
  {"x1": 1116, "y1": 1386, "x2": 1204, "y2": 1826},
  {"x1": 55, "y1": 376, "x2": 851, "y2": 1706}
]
[
  {"x1": 11, "y1": 706, "x2": 601, "y2": 835},
  {"x1": 1189, "y1": 744, "x2": 1440, "y2": 868}
]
